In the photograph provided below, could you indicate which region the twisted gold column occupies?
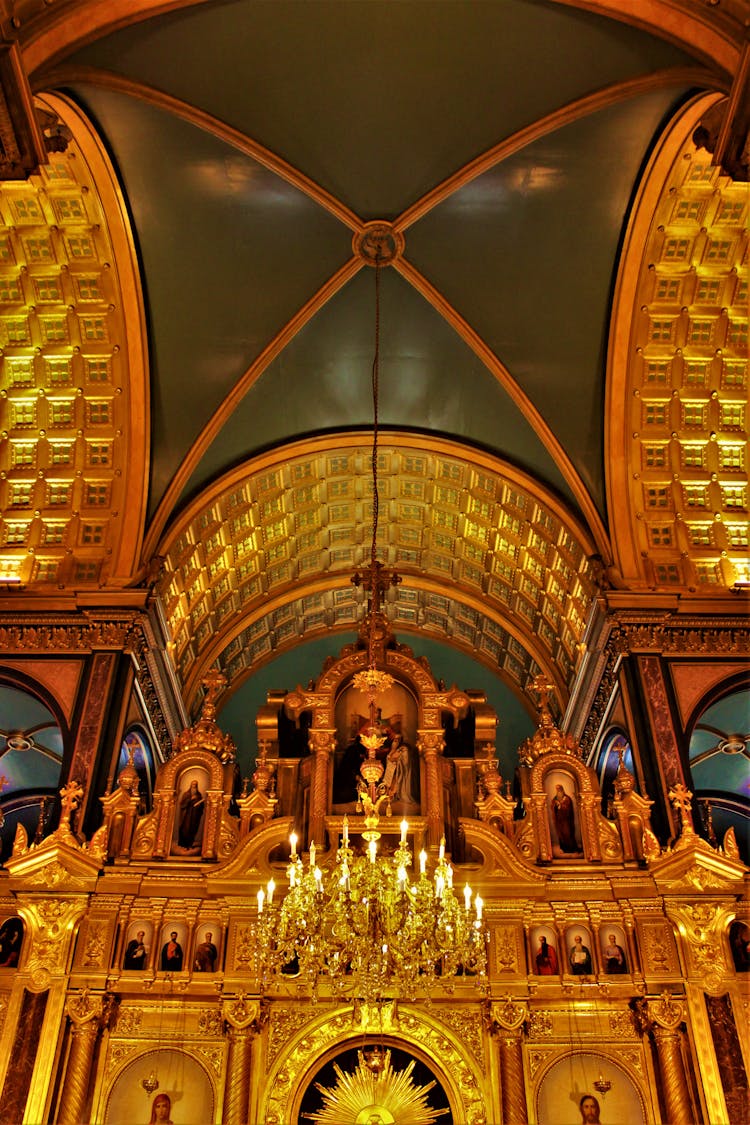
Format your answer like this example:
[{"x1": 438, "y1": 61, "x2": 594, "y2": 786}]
[
  {"x1": 57, "y1": 992, "x2": 105, "y2": 1125},
  {"x1": 499, "y1": 1031, "x2": 528, "y2": 1124},
  {"x1": 652, "y1": 1025, "x2": 693, "y2": 1125},
  {"x1": 488, "y1": 998, "x2": 528, "y2": 1125},
  {"x1": 222, "y1": 994, "x2": 264, "y2": 1125},
  {"x1": 223, "y1": 1025, "x2": 252, "y2": 1125},
  {"x1": 644, "y1": 992, "x2": 693, "y2": 1125}
]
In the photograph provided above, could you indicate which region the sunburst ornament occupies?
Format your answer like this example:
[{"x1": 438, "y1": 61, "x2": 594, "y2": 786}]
[{"x1": 304, "y1": 1049, "x2": 448, "y2": 1125}]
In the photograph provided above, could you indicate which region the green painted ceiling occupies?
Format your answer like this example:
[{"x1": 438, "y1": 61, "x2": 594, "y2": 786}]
[{"x1": 49, "y1": 0, "x2": 698, "y2": 523}]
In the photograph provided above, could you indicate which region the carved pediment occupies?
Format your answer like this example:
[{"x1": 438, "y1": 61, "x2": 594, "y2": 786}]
[
  {"x1": 651, "y1": 837, "x2": 747, "y2": 893},
  {"x1": 460, "y1": 820, "x2": 547, "y2": 887},
  {"x1": 6, "y1": 834, "x2": 104, "y2": 891}
]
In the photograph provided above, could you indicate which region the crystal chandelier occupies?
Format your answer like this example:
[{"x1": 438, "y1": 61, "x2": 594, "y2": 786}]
[{"x1": 255, "y1": 812, "x2": 488, "y2": 1006}]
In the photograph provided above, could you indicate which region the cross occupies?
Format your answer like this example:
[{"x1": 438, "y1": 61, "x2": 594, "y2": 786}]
[
  {"x1": 668, "y1": 783, "x2": 696, "y2": 835},
  {"x1": 59, "y1": 779, "x2": 84, "y2": 825},
  {"x1": 351, "y1": 560, "x2": 401, "y2": 617}
]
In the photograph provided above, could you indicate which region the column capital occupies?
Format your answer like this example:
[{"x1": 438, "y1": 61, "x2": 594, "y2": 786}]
[
  {"x1": 647, "y1": 989, "x2": 685, "y2": 1031},
  {"x1": 222, "y1": 992, "x2": 267, "y2": 1033},
  {"x1": 487, "y1": 996, "x2": 527, "y2": 1033}
]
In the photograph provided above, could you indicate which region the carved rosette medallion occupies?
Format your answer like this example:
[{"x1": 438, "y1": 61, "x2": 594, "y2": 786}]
[{"x1": 353, "y1": 222, "x2": 405, "y2": 267}]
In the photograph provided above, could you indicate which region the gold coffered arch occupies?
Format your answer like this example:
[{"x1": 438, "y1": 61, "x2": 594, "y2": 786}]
[
  {"x1": 0, "y1": 92, "x2": 148, "y2": 588},
  {"x1": 608, "y1": 93, "x2": 748, "y2": 590},
  {"x1": 159, "y1": 434, "x2": 600, "y2": 713}
]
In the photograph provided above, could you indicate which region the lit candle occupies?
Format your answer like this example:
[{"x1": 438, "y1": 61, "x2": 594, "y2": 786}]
[
  {"x1": 397, "y1": 865, "x2": 407, "y2": 887},
  {"x1": 464, "y1": 883, "x2": 472, "y2": 911},
  {"x1": 446, "y1": 864, "x2": 454, "y2": 887},
  {"x1": 257, "y1": 888, "x2": 265, "y2": 915},
  {"x1": 419, "y1": 849, "x2": 427, "y2": 875},
  {"x1": 314, "y1": 866, "x2": 323, "y2": 890},
  {"x1": 369, "y1": 839, "x2": 377, "y2": 864},
  {"x1": 290, "y1": 832, "x2": 297, "y2": 857},
  {"x1": 439, "y1": 836, "x2": 445, "y2": 861},
  {"x1": 343, "y1": 817, "x2": 349, "y2": 847},
  {"x1": 309, "y1": 842, "x2": 316, "y2": 868},
  {"x1": 435, "y1": 873, "x2": 445, "y2": 899},
  {"x1": 475, "y1": 894, "x2": 483, "y2": 921},
  {"x1": 400, "y1": 818, "x2": 408, "y2": 844},
  {"x1": 267, "y1": 878, "x2": 275, "y2": 905}
]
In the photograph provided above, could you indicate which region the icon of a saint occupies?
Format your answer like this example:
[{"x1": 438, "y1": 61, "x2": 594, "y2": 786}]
[
  {"x1": 178, "y1": 780, "x2": 205, "y2": 849},
  {"x1": 569, "y1": 934, "x2": 593, "y2": 975},
  {"x1": 193, "y1": 931, "x2": 218, "y2": 972},
  {"x1": 535, "y1": 935, "x2": 558, "y2": 974},
  {"x1": 161, "y1": 930, "x2": 183, "y2": 971},
  {"x1": 603, "y1": 932, "x2": 627, "y2": 973},
  {"x1": 579, "y1": 1093, "x2": 601, "y2": 1123},
  {"x1": 551, "y1": 783, "x2": 579, "y2": 854},
  {"x1": 149, "y1": 1092, "x2": 173, "y2": 1123},
  {"x1": 123, "y1": 929, "x2": 148, "y2": 971}
]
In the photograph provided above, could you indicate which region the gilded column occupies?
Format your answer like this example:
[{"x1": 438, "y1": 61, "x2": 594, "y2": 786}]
[
  {"x1": 57, "y1": 990, "x2": 106, "y2": 1125},
  {"x1": 647, "y1": 992, "x2": 693, "y2": 1125},
  {"x1": 489, "y1": 998, "x2": 528, "y2": 1125},
  {"x1": 418, "y1": 731, "x2": 444, "y2": 848},
  {"x1": 222, "y1": 994, "x2": 262, "y2": 1125},
  {"x1": 308, "y1": 730, "x2": 335, "y2": 847}
]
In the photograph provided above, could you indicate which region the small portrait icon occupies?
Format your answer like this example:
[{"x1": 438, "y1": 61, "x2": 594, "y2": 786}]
[
  {"x1": 177, "y1": 779, "x2": 205, "y2": 850},
  {"x1": 0, "y1": 918, "x2": 24, "y2": 968},
  {"x1": 193, "y1": 929, "x2": 219, "y2": 973},
  {"x1": 161, "y1": 930, "x2": 184, "y2": 972},
  {"x1": 122, "y1": 926, "x2": 149, "y2": 971},
  {"x1": 603, "y1": 931, "x2": 628, "y2": 974},
  {"x1": 535, "y1": 933, "x2": 558, "y2": 975},
  {"x1": 550, "y1": 781, "x2": 579, "y2": 854},
  {"x1": 569, "y1": 932, "x2": 593, "y2": 975}
]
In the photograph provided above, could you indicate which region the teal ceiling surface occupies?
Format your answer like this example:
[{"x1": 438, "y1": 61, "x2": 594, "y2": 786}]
[
  {"x1": 42, "y1": 0, "x2": 704, "y2": 531},
  {"x1": 67, "y1": 83, "x2": 353, "y2": 514},
  {"x1": 63, "y1": 0, "x2": 692, "y2": 217},
  {"x1": 182, "y1": 267, "x2": 576, "y2": 508}
]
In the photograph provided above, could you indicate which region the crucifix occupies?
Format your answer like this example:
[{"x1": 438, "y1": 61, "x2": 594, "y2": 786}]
[{"x1": 351, "y1": 560, "x2": 401, "y2": 618}]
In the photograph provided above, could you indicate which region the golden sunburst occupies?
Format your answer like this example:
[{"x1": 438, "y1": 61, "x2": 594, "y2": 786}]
[{"x1": 303, "y1": 1049, "x2": 449, "y2": 1125}]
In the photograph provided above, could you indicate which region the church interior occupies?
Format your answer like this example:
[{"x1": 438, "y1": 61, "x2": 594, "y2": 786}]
[{"x1": 0, "y1": 2, "x2": 748, "y2": 1122}]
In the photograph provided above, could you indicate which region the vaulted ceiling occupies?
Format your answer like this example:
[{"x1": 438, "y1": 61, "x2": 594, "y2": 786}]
[{"x1": 0, "y1": 1, "x2": 746, "y2": 733}]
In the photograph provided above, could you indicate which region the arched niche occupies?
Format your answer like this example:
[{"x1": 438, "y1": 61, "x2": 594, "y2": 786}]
[
  {"x1": 102, "y1": 1047, "x2": 215, "y2": 1124},
  {"x1": 535, "y1": 1050, "x2": 649, "y2": 1125},
  {"x1": 255, "y1": 634, "x2": 497, "y2": 853},
  {"x1": 262, "y1": 1005, "x2": 489, "y2": 1125}
]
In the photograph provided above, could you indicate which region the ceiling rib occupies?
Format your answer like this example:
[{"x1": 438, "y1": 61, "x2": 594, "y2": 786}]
[{"x1": 396, "y1": 67, "x2": 715, "y2": 233}]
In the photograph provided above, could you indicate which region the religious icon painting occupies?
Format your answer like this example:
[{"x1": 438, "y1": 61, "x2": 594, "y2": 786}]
[
  {"x1": 158, "y1": 922, "x2": 189, "y2": 973},
  {"x1": 172, "y1": 767, "x2": 209, "y2": 856},
  {"x1": 192, "y1": 923, "x2": 221, "y2": 973},
  {"x1": 544, "y1": 770, "x2": 583, "y2": 857},
  {"x1": 564, "y1": 925, "x2": 595, "y2": 976},
  {"x1": 0, "y1": 917, "x2": 24, "y2": 969},
  {"x1": 104, "y1": 1048, "x2": 214, "y2": 1124},
  {"x1": 728, "y1": 919, "x2": 750, "y2": 972},
  {"x1": 531, "y1": 924, "x2": 560, "y2": 976},
  {"x1": 600, "y1": 925, "x2": 629, "y2": 974},
  {"x1": 121, "y1": 920, "x2": 153, "y2": 972},
  {"x1": 536, "y1": 1053, "x2": 646, "y2": 1124}
]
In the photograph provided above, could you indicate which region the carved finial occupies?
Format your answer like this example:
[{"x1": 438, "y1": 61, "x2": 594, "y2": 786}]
[
  {"x1": 668, "y1": 783, "x2": 696, "y2": 838},
  {"x1": 56, "y1": 779, "x2": 84, "y2": 841},
  {"x1": 172, "y1": 671, "x2": 236, "y2": 762},
  {"x1": 518, "y1": 676, "x2": 582, "y2": 764}
]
